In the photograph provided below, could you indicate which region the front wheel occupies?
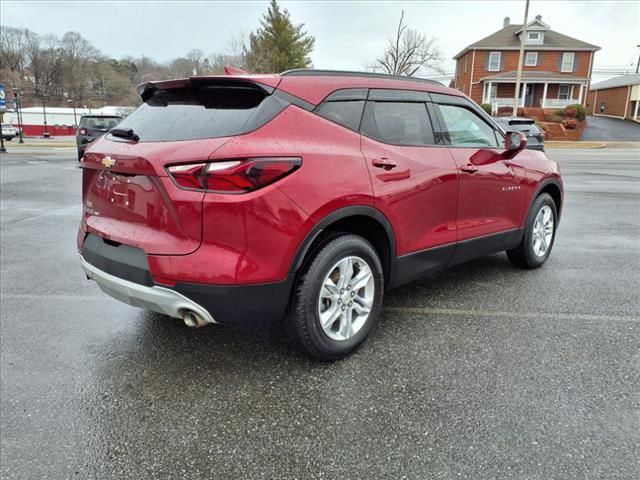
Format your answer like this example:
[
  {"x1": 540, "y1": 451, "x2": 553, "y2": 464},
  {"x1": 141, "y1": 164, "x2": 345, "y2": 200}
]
[
  {"x1": 507, "y1": 193, "x2": 557, "y2": 269},
  {"x1": 289, "y1": 234, "x2": 384, "y2": 361}
]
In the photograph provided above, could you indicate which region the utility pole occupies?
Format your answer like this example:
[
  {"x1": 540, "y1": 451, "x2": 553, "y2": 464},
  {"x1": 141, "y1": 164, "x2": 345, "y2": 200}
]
[
  {"x1": 636, "y1": 45, "x2": 640, "y2": 74},
  {"x1": 513, "y1": 0, "x2": 530, "y2": 116},
  {"x1": 13, "y1": 88, "x2": 24, "y2": 143},
  {"x1": 41, "y1": 93, "x2": 49, "y2": 138}
]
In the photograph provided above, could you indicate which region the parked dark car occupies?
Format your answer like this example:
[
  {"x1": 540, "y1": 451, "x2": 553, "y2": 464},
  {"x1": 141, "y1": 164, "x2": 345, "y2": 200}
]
[
  {"x1": 494, "y1": 117, "x2": 545, "y2": 151},
  {"x1": 76, "y1": 115, "x2": 122, "y2": 160}
]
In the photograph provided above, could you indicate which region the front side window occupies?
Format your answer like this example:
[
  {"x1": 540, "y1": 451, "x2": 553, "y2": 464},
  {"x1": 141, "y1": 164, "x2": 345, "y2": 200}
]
[
  {"x1": 558, "y1": 85, "x2": 571, "y2": 100},
  {"x1": 315, "y1": 101, "x2": 365, "y2": 131},
  {"x1": 525, "y1": 52, "x2": 538, "y2": 66},
  {"x1": 361, "y1": 101, "x2": 434, "y2": 146},
  {"x1": 561, "y1": 52, "x2": 575, "y2": 72},
  {"x1": 488, "y1": 52, "x2": 501, "y2": 72},
  {"x1": 437, "y1": 104, "x2": 499, "y2": 148}
]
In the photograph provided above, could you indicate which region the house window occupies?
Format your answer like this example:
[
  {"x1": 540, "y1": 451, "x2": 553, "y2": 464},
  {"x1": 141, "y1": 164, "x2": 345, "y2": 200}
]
[
  {"x1": 561, "y1": 52, "x2": 575, "y2": 72},
  {"x1": 558, "y1": 85, "x2": 571, "y2": 100},
  {"x1": 525, "y1": 52, "x2": 538, "y2": 66},
  {"x1": 528, "y1": 32, "x2": 539, "y2": 41},
  {"x1": 488, "y1": 52, "x2": 501, "y2": 72}
]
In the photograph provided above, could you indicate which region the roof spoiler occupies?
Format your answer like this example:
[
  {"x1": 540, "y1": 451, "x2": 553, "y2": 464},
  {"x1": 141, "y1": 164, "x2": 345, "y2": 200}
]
[
  {"x1": 224, "y1": 66, "x2": 248, "y2": 75},
  {"x1": 136, "y1": 75, "x2": 275, "y2": 102}
]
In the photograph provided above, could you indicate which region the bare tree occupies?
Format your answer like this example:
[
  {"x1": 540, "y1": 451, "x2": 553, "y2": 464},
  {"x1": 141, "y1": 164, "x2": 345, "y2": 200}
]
[
  {"x1": 376, "y1": 11, "x2": 444, "y2": 76},
  {"x1": 0, "y1": 26, "x2": 26, "y2": 83}
]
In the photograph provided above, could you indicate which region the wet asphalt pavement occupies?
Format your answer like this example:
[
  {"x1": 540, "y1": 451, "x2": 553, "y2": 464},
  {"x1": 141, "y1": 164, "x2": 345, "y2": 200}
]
[{"x1": 1, "y1": 146, "x2": 639, "y2": 479}]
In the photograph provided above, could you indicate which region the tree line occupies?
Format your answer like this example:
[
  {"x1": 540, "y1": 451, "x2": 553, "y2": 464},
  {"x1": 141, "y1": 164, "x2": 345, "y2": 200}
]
[{"x1": 0, "y1": 0, "x2": 443, "y2": 108}]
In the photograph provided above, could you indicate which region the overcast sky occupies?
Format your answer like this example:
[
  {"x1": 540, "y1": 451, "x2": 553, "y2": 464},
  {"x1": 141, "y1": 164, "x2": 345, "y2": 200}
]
[{"x1": 2, "y1": 0, "x2": 638, "y2": 84}]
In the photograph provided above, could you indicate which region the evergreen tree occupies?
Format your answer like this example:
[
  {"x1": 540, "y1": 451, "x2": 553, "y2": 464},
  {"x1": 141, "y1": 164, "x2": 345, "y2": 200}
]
[{"x1": 245, "y1": 0, "x2": 315, "y2": 73}]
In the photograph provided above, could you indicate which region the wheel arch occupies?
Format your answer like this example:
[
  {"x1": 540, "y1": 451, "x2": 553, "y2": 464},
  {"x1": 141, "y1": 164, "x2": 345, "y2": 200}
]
[
  {"x1": 532, "y1": 178, "x2": 563, "y2": 222},
  {"x1": 290, "y1": 206, "x2": 397, "y2": 287}
]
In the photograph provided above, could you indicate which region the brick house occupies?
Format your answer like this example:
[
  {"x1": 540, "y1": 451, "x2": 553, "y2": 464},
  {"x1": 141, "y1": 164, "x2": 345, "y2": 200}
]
[
  {"x1": 453, "y1": 16, "x2": 600, "y2": 113},
  {"x1": 586, "y1": 74, "x2": 640, "y2": 121}
]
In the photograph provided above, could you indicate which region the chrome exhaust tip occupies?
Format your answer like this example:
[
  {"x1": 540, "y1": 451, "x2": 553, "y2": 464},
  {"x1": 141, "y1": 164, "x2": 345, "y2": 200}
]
[{"x1": 182, "y1": 310, "x2": 209, "y2": 328}]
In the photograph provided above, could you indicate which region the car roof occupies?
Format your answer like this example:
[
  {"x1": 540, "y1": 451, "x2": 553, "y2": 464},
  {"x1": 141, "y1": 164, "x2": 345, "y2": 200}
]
[
  {"x1": 80, "y1": 114, "x2": 122, "y2": 118},
  {"x1": 141, "y1": 69, "x2": 465, "y2": 106}
]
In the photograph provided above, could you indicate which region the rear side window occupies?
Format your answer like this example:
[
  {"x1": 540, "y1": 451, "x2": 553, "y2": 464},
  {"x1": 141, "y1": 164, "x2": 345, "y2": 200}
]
[
  {"x1": 315, "y1": 101, "x2": 365, "y2": 131},
  {"x1": 437, "y1": 104, "x2": 499, "y2": 147},
  {"x1": 113, "y1": 85, "x2": 287, "y2": 142},
  {"x1": 361, "y1": 101, "x2": 434, "y2": 146}
]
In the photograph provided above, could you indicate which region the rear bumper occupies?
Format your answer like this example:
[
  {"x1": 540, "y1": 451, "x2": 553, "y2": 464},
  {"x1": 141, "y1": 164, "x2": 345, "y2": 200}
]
[
  {"x1": 80, "y1": 255, "x2": 216, "y2": 324},
  {"x1": 79, "y1": 236, "x2": 294, "y2": 325}
]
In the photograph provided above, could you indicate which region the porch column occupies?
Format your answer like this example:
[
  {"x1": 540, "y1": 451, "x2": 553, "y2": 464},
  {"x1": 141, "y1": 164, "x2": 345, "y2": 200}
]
[
  {"x1": 487, "y1": 82, "x2": 493, "y2": 112},
  {"x1": 634, "y1": 100, "x2": 639, "y2": 120},
  {"x1": 578, "y1": 84, "x2": 584, "y2": 106},
  {"x1": 482, "y1": 83, "x2": 487, "y2": 104},
  {"x1": 542, "y1": 82, "x2": 548, "y2": 108},
  {"x1": 521, "y1": 82, "x2": 527, "y2": 107}
]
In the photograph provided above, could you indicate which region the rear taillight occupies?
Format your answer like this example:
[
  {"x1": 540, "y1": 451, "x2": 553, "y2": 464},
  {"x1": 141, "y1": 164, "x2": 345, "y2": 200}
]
[
  {"x1": 79, "y1": 127, "x2": 88, "y2": 136},
  {"x1": 167, "y1": 157, "x2": 301, "y2": 193}
]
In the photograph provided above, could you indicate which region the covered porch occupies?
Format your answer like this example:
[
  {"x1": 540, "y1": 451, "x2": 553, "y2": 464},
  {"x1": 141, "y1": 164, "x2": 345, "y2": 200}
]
[{"x1": 480, "y1": 72, "x2": 589, "y2": 115}]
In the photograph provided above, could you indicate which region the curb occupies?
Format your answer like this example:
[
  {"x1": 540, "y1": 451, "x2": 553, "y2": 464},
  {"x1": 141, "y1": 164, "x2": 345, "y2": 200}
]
[
  {"x1": 545, "y1": 141, "x2": 606, "y2": 149},
  {"x1": 3, "y1": 143, "x2": 76, "y2": 148}
]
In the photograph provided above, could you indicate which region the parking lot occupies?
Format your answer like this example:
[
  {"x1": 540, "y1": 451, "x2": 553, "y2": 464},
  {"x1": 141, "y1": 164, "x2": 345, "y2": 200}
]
[{"x1": 1, "y1": 145, "x2": 639, "y2": 479}]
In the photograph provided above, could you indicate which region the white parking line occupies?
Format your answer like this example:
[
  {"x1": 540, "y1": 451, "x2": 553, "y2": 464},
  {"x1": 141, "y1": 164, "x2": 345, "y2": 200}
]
[{"x1": 385, "y1": 306, "x2": 638, "y2": 323}]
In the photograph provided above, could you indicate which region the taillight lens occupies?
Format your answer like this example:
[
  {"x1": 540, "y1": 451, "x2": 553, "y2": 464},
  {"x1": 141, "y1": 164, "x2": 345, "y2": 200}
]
[
  {"x1": 167, "y1": 157, "x2": 301, "y2": 193},
  {"x1": 79, "y1": 127, "x2": 88, "y2": 136}
]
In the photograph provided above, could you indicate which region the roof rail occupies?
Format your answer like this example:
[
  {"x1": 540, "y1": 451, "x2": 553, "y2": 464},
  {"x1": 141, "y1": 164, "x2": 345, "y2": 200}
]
[{"x1": 280, "y1": 69, "x2": 443, "y2": 86}]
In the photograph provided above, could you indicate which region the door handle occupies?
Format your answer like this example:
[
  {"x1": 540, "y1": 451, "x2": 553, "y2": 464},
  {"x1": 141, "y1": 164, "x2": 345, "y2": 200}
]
[
  {"x1": 460, "y1": 164, "x2": 478, "y2": 173},
  {"x1": 372, "y1": 158, "x2": 397, "y2": 170}
]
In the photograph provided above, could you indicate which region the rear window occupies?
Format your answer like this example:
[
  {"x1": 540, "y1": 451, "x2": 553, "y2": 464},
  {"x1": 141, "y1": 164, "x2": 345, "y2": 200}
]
[
  {"x1": 503, "y1": 120, "x2": 541, "y2": 134},
  {"x1": 80, "y1": 117, "x2": 122, "y2": 130},
  {"x1": 315, "y1": 100, "x2": 365, "y2": 131},
  {"x1": 113, "y1": 85, "x2": 287, "y2": 142}
]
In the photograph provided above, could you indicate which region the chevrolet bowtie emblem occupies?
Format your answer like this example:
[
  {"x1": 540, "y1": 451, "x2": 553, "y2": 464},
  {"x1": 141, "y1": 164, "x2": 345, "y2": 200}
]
[{"x1": 102, "y1": 156, "x2": 116, "y2": 168}]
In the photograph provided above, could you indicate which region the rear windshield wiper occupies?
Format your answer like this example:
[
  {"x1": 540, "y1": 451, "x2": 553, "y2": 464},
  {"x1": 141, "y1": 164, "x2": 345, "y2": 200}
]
[{"x1": 110, "y1": 128, "x2": 140, "y2": 141}]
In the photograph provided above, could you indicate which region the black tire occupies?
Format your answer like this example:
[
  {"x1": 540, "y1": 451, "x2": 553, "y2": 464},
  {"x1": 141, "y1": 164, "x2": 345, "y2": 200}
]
[
  {"x1": 289, "y1": 234, "x2": 384, "y2": 361},
  {"x1": 507, "y1": 193, "x2": 557, "y2": 269}
]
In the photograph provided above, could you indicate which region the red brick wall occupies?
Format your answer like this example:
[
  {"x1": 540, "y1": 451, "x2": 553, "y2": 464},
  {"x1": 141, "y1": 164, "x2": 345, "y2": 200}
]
[
  {"x1": 586, "y1": 86, "x2": 634, "y2": 119},
  {"x1": 454, "y1": 49, "x2": 594, "y2": 105}
]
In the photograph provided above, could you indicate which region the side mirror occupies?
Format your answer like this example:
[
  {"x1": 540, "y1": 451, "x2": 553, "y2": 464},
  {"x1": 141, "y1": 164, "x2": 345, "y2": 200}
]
[{"x1": 503, "y1": 131, "x2": 527, "y2": 158}]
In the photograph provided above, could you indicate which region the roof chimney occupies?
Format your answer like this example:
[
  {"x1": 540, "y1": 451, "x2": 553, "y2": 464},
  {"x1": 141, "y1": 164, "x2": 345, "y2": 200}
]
[
  {"x1": 535, "y1": 15, "x2": 542, "y2": 21},
  {"x1": 503, "y1": 16, "x2": 510, "y2": 27}
]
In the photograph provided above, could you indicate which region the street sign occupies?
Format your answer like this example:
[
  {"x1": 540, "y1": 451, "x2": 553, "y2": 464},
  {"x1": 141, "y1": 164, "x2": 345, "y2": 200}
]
[{"x1": 0, "y1": 83, "x2": 6, "y2": 111}]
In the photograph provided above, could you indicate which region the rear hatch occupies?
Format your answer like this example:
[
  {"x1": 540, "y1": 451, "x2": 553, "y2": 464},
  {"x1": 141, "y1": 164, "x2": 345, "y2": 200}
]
[
  {"x1": 80, "y1": 77, "x2": 285, "y2": 256},
  {"x1": 506, "y1": 119, "x2": 544, "y2": 148}
]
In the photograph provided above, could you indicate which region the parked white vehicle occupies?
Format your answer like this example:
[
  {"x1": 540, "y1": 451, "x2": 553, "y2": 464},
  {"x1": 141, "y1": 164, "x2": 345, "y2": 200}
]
[{"x1": 1, "y1": 123, "x2": 17, "y2": 140}]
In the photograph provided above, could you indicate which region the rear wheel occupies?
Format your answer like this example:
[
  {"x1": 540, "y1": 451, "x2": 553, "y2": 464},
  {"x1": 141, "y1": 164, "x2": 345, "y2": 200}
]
[
  {"x1": 289, "y1": 234, "x2": 384, "y2": 361},
  {"x1": 507, "y1": 193, "x2": 557, "y2": 269}
]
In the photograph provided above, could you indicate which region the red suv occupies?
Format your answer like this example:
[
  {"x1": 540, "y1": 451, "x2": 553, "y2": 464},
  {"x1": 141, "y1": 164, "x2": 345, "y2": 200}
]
[{"x1": 78, "y1": 70, "x2": 562, "y2": 360}]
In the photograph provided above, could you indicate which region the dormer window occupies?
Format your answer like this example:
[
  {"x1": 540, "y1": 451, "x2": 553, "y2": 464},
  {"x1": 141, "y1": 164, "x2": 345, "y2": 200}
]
[{"x1": 526, "y1": 31, "x2": 544, "y2": 44}]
